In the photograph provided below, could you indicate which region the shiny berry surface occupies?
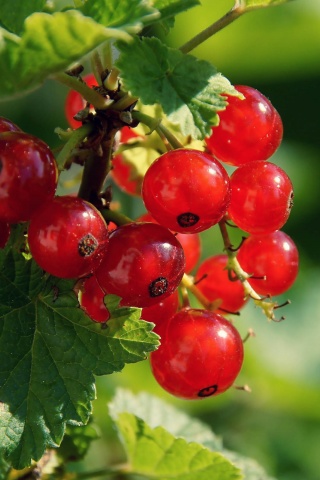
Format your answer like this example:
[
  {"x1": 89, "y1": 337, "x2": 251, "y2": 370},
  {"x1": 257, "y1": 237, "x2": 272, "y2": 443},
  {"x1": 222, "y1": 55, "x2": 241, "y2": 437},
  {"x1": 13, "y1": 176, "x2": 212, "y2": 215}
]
[
  {"x1": 228, "y1": 160, "x2": 293, "y2": 234},
  {"x1": 65, "y1": 73, "x2": 98, "y2": 129},
  {"x1": 150, "y1": 308, "x2": 244, "y2": 399},
  {"x1": 141, "y1": 290, "x2": 179, "y2": 325},
  {"x1": 80, "y1": 275, "x2": 110, "y2": 323},
  {"x1": 205, "y1": 85, "x2": 283, "y2": 166},
  {"x1": 137, "y1": 212, "x2": 201, "y2": 273},
  {"x1": 0, "y1": 132, "x2": 58, "y2": 223},
  {"x1": 95, "y1": 222, "x2": 185, "y2": 308},
  {"x1": 28, "y1": 196, "x2": 109, "y2": 279},
  {"x1": 142, "y1": 149, "x2": 231, "y2": 234},
  {"x1": 237, "y1": 231, "x2": 299, "y2": 296},
  {"x1": 195, "y1": 254, "x2": 247, "y2": 314},
  {"x1": 0, "y1": 117, "x2": 22, "y2": 133}
]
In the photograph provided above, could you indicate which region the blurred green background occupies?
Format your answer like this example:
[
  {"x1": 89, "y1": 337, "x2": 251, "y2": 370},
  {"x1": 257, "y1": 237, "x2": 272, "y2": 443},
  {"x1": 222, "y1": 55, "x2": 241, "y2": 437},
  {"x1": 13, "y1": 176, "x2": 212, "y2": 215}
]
[{"x1": 1, "y1": 1, "x2": 320, "y2": 479}]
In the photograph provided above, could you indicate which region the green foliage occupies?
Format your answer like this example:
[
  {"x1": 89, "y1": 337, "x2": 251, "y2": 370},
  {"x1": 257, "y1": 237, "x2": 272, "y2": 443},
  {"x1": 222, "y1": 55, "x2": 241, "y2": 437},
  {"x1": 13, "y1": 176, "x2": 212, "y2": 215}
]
[
  {"x1": 109, "y1": 389, "x2": 277, "y2": 479},
  {"x1": 239, "y1": 0, "x2": 294, "y2": 9},
  {"x1": 57, "y1": 421, "x2": 100, "y2": 462},
  {"x1": 0, "y1": 243, "x2": 158, "y2": 469},
  {"x1": 116, "y1": 36, "x2": 240, "y2": 139},
  {"x1": 0, "y1": 0, "x2": 46, "y2": 34}
]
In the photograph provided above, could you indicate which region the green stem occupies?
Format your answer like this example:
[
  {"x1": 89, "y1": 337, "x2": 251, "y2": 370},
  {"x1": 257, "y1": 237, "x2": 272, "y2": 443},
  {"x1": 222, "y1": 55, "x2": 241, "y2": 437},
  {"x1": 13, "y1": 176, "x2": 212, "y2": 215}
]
[
  {"x1": 131, "y1": 111, "x2": 161, "y2": 134},
  {"x1": 91, "y1": 50, "x2": 104, "y2": 83},
  {"x1": 218, "y1": 219, "x2": 281, "y2": 321},
  {"x1": 55, "y1": 123, "x2": 94, "y2": 171},
  {"x1": 112, "y1": 93, "x2": 139, "y2": 111},
  {"x1": 101, "y1": 209, "x2": 133, "y2": 226},
  {"x1": 54, "y1": 72, "x2": 112, "y2": 110},
  {"x1": 179, "y1": 3, "x2": 244, "y2": 54},
  {"x1": 156, "y1": 124, "x2": 184, "y2": 150}
]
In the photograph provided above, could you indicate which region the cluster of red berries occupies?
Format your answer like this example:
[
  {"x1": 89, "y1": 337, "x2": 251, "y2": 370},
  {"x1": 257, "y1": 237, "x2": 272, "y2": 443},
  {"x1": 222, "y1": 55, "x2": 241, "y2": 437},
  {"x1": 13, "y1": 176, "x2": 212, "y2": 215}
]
[{"x1": 0, "y1": 81, "x2": 299, "y2": 401}]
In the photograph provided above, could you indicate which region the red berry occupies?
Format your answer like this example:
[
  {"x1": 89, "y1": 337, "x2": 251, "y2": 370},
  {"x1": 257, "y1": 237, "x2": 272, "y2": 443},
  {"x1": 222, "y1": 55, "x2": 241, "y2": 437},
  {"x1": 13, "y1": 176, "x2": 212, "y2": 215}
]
[
  {"x1": 142, "y1": 149, "x2": 231, "y2": 234},
  {"x1": 228, "y1": 160, "x2": 293, "y2": 234},
  {"x1": 205, "y1": 85, "x2": 283, "y2": 166},
  {"x1": 28, "y1": 196, "x2": 109, "y2": 279},
  {"x1": 141, "y1": 290, "x2": 179, "y2": 325},
  {"x1": 237, "y1": 231, "x2": 299, "y2": 296},
  {"x1": 80, "y1": 275, "x2": 110, "y2": 323},
  {"x1": 0, "y1": 221, "x2": 10, "y2": 249},
  {"x1": 65, "y1": 73, "x2": 98, "y2": 129},
  {"x1": 0, "y1": 132, "x2": 58, "y2": 224},
  {"x1": 137, "y1": 212, "x2": 201, "y2": 273},
  {"x1": 0, "y1": 117, "x2": 22, "y2": 133},
  {"x1": 95, "y1": 222, "x2": 185, "y2": 308},
  {"x1": 150, "y1": 308, "x2": 244, "y2": 399},
  {"x1": 195, "y1": 254, "x2": 247, "y2": 314}
]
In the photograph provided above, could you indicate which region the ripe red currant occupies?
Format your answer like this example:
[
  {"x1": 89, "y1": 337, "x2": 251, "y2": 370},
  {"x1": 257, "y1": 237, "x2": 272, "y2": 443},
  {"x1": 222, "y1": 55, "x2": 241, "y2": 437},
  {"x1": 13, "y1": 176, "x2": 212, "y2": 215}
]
[
  {"x1": 205, "y1": 85, "x2": 283, "y2": 166},
  {"x1": 80, "y1": 275, "x2": 110, "y2": 323},
  {"x1": 0, "y1": 117, "x2": 21, "y2": 133},
  {"x1": 28, "y1": 196, "x2": 109, "y2": 279},
  {"x1": 141, "y1": 290, "x2": 179, "y2": 325},
  {"x1": 150, "y1": 308, "x2": 244, "y2": 399},
  {"x1": 237, "y1": 230, "x2": 299, "y2": 296},
  {"x1": 194, "y1": 254, "x2": 247, "y2": 314},
  {"x1": 142, "y1": 149, "x2": 231, "y2": 234},
  {"x1": 0, "y1": 132, "x2": 58, "y2": 224},
  {"x1": 137, "y1": 212, "x2": 201, "y2": 273},
  {"x1": 65, "y1": 73, "x2": 98, "y2": 129},
  {"x1": 228, "y1": 160, "x2": 293, "y2": 234},
  {"x1": 95, "y1": 222, "x2": 185, "y2": 308}
]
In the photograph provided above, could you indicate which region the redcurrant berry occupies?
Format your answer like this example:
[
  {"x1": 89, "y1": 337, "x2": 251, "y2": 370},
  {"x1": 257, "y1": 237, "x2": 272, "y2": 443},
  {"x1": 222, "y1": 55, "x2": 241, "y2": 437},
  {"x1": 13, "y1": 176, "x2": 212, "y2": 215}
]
[
  {"x1": 195, "y1": 254, "x2": 247, "y2": 314},
  {"x1": 228, "y1": 160, "x2": 293, "y2": 234},
  {"x1": 237, "y1": 230, "x2": 299, "y2": 296},
  {"x1": 95, "y1": 222, "x2": 185, "y2": 308},
  {"x1": 0, "y1": 117, "x2": 21, "y2": 133},
  {"x1": 142, "y1": 149, "x2": 231, "y2": 234},
  {"x1": 137, "y1": 212, "x2": 201, "y2": 273},
  {"x1": 0, "y1": 132, "x2": 58, "y2": 224},
  {"x1": 28, "y1": 196, "x2": 109, "y2": 279},
  {"x1": 80, "y1": 275, "x2": 110, "y2": 323},
  {"x1": 205, "y1": 85, "x2": 283, "y2": 166},
  {"x1": 141, "y1": 290, "x2": 179, "y2": 326},
  {"x1": 150, "y1": 308, "x2": 244, "y2": 399}
]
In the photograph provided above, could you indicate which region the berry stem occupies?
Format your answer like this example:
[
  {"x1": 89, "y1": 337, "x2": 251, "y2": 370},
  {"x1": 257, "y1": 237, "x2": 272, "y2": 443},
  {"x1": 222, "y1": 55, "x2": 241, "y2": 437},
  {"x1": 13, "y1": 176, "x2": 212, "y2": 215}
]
[
  {"x1": 90, "y1": 50, "x2": 104, "y2": 83},
  {"x1": 78, "y1": 129, "x2": 118, "y2": 205},
  {"x1": 100, "y1": 209, "x2": 133, "y2": 226},
  {"x1": 179, "y1": 4, "x2": 244, "y2": 54},
  {"x1": 181, "y1": 273, "x2": 222, "y2": 311},
  {"x1": 218, "y1": 218, "x2": 285, "y2": 321},
  {"x1": 54, "y1": 72, "x2": 112, "y2": 110},
  {"x1": 55, "y1": 123, "x2": 94, "y2": 171}
]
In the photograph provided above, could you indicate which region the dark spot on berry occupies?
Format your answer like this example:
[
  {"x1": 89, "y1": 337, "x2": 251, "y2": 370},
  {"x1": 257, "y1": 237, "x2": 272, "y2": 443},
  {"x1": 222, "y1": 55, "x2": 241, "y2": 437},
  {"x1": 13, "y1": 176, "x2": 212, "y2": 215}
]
[
  {"x1": 78, "y1": 234, "x2": 98, "y2": 257},
  {"x1": 149, "y1": 277, "x2": 168, "y2": 298},
  {"x1": 177, "y1": 212, "x2": 199, "y2": 228},
  {"x1": 198, "y1": 385, "x2": 218, "y2": 397}
]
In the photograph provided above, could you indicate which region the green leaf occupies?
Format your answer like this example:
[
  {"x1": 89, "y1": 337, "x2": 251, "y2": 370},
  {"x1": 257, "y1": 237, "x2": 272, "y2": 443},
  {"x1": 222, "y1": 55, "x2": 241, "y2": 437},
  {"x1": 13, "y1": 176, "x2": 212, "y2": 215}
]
[
  {"x1": 111, "y1": 414, "x2": 242, "y2": 479},
  {"x1": 116, "y1": 36, "x2": 240, "y2": 139},
  {"x1": 110, "y1": 390, "x2": 277, "y2": 480},
  {"x1": 0, "y1": 0, "x2": 46, "y2": 34},
  {"x1": 153, "y1": 0, "x2": 201, "y2": 19},
  {"x1": 0, "y1": 10, "x2": 131, "y2": 101},
  {"x1": 57, "y1": 420, "x2": 100, "y2": 462},
  {"x1": 239, "y1": 0, "x2": 294, "y2": 8},
  {"x1": 0, "y1": 249, "x2": 159, "y2": 469},
  {"x1": 80, "y1": 0, "x2": 159, "y2": 33},
  {"x1": 0, "y1": 453, "x2": 10, "y2": 480}
]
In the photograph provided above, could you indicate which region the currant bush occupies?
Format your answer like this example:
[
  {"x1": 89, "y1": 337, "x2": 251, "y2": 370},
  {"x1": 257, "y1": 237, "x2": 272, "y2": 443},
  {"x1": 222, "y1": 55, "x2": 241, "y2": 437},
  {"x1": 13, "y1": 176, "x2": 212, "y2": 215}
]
[
  {"x1": 64, "y1": 73, "x2": 98, "y2": 128},
  {"x1": 150, "y1": 308, "x2": 244, "y2": 399}
]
